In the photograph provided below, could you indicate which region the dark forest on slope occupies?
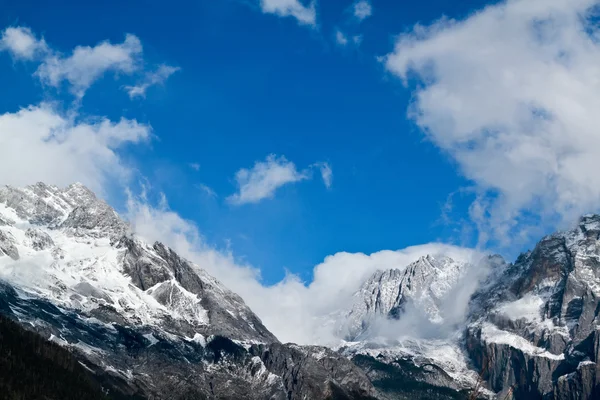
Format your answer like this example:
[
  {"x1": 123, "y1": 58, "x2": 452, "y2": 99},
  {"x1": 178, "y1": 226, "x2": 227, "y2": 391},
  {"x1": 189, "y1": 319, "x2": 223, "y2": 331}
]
[{"x1": 0, "y1": 314, "x2": 138, "y2": 400}]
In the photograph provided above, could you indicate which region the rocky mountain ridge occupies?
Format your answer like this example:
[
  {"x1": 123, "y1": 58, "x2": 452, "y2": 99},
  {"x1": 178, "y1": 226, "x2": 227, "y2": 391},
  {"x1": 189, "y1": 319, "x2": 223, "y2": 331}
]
[
  {"x1": 0, "y1": 183, "x2": 376, "y2": 399},
  {"x1": 2, "y1": 182, "x2": 600, "y2": 399}
]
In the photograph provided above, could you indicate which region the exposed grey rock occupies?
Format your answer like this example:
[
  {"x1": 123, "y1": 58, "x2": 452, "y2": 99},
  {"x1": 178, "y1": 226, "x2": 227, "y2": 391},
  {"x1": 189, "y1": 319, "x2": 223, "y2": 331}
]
[
  {"x1": 60, "y1": 197, "x2": 129, "y2": 240},
  {"x1": 25, "y1": 228, "x2": 55, "y2": 250},
  {"x1": 466, "y1": 214, "x2": 600, "y2": 399},
  {"x1": 0, "y1": 214, "x2": 14, "y2": 226},
  {"x1": 250, "y1": 343, "x2": 378, "y2": 400},
  {"x1": 0, "y1": 229, "x2": 19, "y2": 260},
  {"x1": 0, "y1": 183, "x2": 71, "y2": 225}
]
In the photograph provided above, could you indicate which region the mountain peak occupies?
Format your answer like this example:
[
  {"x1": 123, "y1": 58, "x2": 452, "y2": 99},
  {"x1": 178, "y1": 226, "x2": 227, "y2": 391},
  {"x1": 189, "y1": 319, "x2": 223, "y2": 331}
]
[
  {"x1": 338, "y1": 254, "x2": 470, "y2": 341},
  {"x1": 0, "y1": 182, "x2": 277, "y2": 344}
]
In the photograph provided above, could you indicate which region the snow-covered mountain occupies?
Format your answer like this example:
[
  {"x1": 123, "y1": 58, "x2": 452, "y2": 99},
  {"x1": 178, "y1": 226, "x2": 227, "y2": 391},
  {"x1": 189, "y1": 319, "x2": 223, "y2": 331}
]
[
  {"x1": 0, "y1": 183, "x2": 376, "y2": 399},
  {"x1": 0, "y1": 182, "x2": 275, "y2": 343},
  {"x1": 333, "y1": 254, "x2": 490, "y2": 396},
  {"x1": 339, "y1": 255, "x2": 470, "y2": 341},
  {"x1": 2, "y1": 182, "x2": 600, "y2": 399}
]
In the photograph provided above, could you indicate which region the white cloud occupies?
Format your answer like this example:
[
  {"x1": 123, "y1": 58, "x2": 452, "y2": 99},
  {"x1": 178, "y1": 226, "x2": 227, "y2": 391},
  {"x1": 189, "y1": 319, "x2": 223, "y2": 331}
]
[
  {"x1": 336, "y1": 30, "x2": 349, "y2": 46},
  {"x1": 189, "y1": 163, "x2": 200, "y2": 171},
  {"x1": 313, "y1": 162, "x2": 333, "y2": 188},
  {"x1": 1, "y1": 25, "x2": 177, "y2": 100},
  {"x1": 260, "y1": 0, "x2": 317, "y2": 26},
  {"x1": 353, "y1": 0, "x2": 372, "y2": 21},
  {"x1": 0, "y1": 103, "x2": 150, "y2": 195},
  {"x1": 227, "y1": 154, "x2": 309, "y2": 205},
  {"x1": 0, "y1": 26, "x2": 48, "y2": 60},
  {"x1": 384, "y1": 0, "x2": 600, "y2": 245},
  {"x1": 124, "y1": 64, "x2": 180, "y2": 99},
  {"x1": 126, "y1": 193, "x2": 479, "y2": 345},
  {"x1": 197, "y1": 183, "x2": 217, "y2": 198},
  {"x1": 35, "y1": 33, "x2": 143, "y2": 97}
]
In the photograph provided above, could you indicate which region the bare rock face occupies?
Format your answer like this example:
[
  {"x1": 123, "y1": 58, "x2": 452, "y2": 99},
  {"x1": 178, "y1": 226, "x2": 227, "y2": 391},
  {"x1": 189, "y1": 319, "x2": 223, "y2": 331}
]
[
  {"x1": 466, "y1": 215, "x2": 600, "y2": 399},
  {"x1": 25, "y1": 228, "x2": 55, "y2": 251},
  {"x1": 0, "y1": 229, "x2": 19, "y2": 260},
  {"x1": 250, "y1": 343, "x2": 378, "y2": 400}
]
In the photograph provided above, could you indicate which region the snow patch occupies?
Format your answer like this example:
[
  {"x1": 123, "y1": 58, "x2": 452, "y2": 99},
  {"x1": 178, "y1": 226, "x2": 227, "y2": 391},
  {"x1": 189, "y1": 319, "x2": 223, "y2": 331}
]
[{"x1": 481, "y1": 323, "x2": 565, "y2": 360}]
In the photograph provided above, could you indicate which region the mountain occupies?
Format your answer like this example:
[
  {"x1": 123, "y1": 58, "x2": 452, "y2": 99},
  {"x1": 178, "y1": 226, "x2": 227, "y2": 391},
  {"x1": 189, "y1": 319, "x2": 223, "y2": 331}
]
[
  {"x1": 0, "y1": 183, "x2": 377, "y2": 400},
  {"x1": 335, "y1": 255, "x2": 486, "y2": 399},
  {"x1": 465, "y1": 214, "x2": 600, "y2": 399},
  {"x1": 339, "y1": 255, "x2": 471, "y2": 341},
  {"x1": 3, "y1": 182, "x2": 600, "y2": 399}
]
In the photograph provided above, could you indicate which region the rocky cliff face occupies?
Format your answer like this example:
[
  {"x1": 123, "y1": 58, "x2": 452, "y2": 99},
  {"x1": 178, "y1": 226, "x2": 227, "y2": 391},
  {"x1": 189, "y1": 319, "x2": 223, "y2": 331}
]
[
  {"x1": 465, "y1": 215, "x2": 600, "y2": 399},
  {"x1": 0, "y1": 183, "x2": 378, "y2": 400}
]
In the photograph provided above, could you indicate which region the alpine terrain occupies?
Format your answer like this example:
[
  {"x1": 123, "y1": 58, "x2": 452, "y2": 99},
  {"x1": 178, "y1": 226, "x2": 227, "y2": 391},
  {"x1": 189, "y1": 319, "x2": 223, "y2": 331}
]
[{"x1": 1, "y1": 182, "x2": 600, "y2": 399}]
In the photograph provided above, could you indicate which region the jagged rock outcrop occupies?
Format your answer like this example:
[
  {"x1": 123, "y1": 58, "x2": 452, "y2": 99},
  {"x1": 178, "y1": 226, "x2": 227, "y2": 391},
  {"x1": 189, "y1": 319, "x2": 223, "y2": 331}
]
[
  {"x1": 0, "y1": 229, "x2": 18, "y2": 260},
  {"x1": 25, "y1": 228, "x2": 55, "y2": 250}
]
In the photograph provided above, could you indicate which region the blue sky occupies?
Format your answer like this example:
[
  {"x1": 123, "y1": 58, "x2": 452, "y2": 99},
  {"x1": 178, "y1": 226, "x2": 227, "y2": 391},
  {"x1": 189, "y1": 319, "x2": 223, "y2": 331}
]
[{"x1": 1, "y1": 0, "x2": 598, "y2": 289}]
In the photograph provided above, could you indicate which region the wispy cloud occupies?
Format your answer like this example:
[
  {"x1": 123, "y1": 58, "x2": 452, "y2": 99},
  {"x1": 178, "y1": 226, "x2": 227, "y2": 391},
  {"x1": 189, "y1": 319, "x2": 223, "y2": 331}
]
[
  {"x1": 227, "y1": 154, "x2": 309, "y2": 205},
  {"x1": 313, "y1": 162, "x2": 333, "y2": 188},
  {"x1": 197, "y1": 183, "x2": 217, "y2": 198},
  {"x1": 125, "y1": 64, "x2": 180, "y2": 99},
  {"x1": 188, "y1": 163, "x2": 200, "y2": 171},
  {"x1": 259, "y1": 0, "x2": 317, "y2": 26}
]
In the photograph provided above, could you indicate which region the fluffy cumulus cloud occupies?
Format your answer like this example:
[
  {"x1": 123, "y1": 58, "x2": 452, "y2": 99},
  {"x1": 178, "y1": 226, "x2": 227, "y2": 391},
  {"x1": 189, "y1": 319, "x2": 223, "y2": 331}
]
[
  {"x1": 124, "y1": 64, "x2": 180, "y2": 99},
  {"x1": 259, "y1": 0, "x2": 317, "y2": 26},
  {"x1": 127, "y1": 193, "x2": 478, "y2": 344},
  {"x1": 353, "y1": 0, "x2": 372, "y2": 21},
  {"x1": 227, "y1": 154, "x2": 309, "y2": 205},
  {"x1": 384, "y1": 0, "x2": 600, "y2": 245},
  {"x1": 0, "y1": 103, "x2": 150, "y2": 195},
  {"x1": 0, "y1": 26, "x2": 48, "y2": 60},
  {"x1": 36, "y1": 34, "x2": 143, "y2": 97}
]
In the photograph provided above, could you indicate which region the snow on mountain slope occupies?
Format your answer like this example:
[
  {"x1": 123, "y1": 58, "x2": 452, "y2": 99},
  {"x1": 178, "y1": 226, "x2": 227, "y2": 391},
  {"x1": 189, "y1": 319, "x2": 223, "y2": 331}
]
[
  {"x1": 324, "y1": 254, "x2": 501, "y2": 396},
  {"x1": 0, "y1": 182, "x2": 276, "y2": 343},
  {"x1": 338, "y1": 255, "x2": 471, "y2": 341}
]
